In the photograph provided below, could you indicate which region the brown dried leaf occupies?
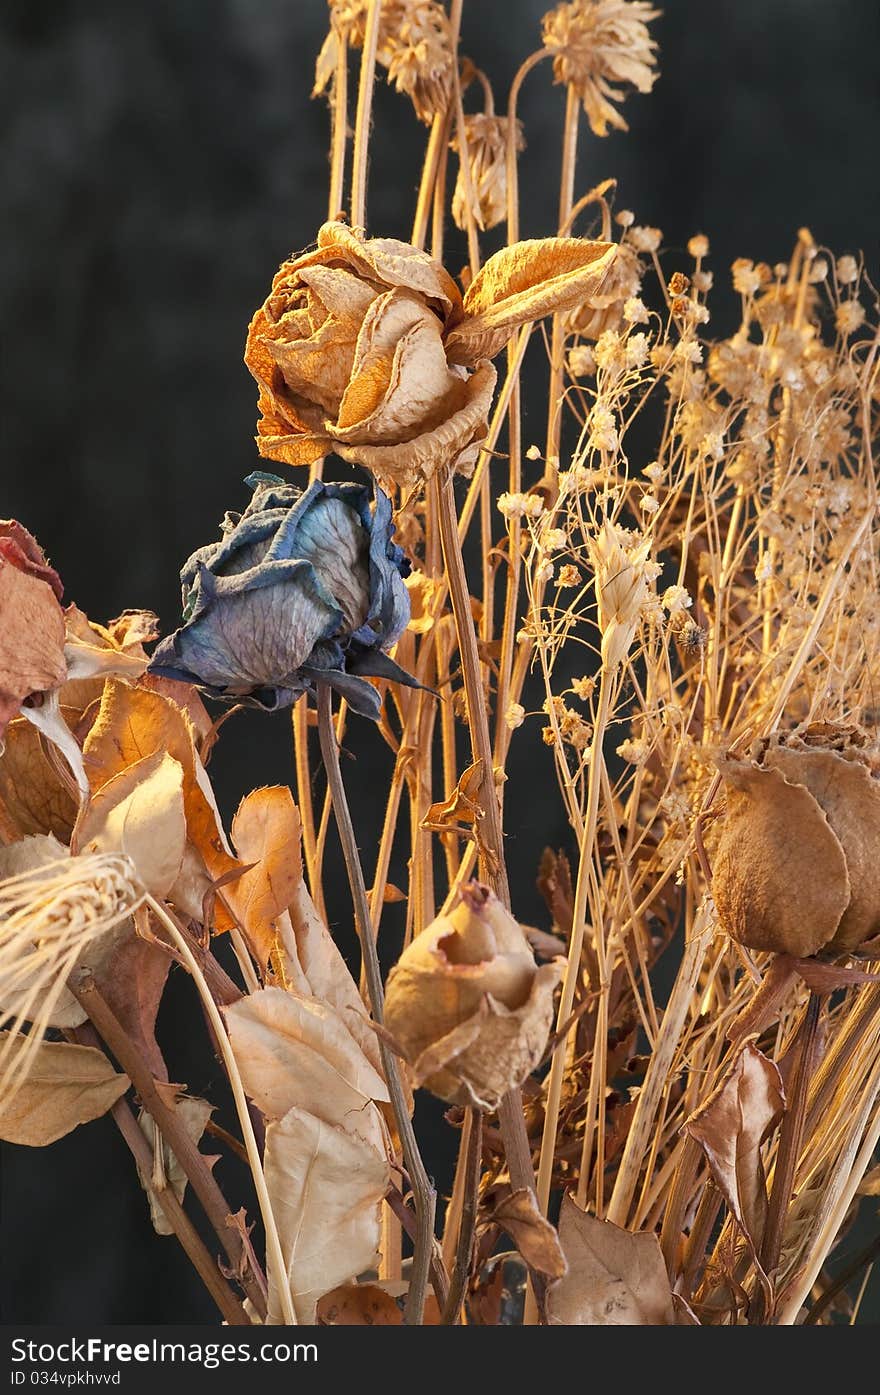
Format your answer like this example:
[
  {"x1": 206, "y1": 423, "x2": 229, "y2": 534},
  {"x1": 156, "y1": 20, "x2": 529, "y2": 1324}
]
[
  {"x1": 684, "y1": 1041, "x2": 785, "y2": 1257},
  {"x1": 420, "y1": 759, "x2": 484, "y2": 836},
  {"x1": 83, "y1": 681, "x2": 240, "y2": 919},
  {"x1": 283, "y1": 879, "x2": 383, "y2": 1074},
  {"x1": 0, "y1": 1032, "x2": 129, "y2": 1146},
  {"x1": 445, "y1": 237, "x2": 615, "y2": 364},
  {"x1": 0, "y1": 557, "x2": 66, "y2": 739},
  {"x1": 73, "y1": 751, "x2": 187, "y2": 899},
  {"x1": 316, "y1": 1283, "x2": 404, "y2": 1326},
  {"x1": 0, "y1": 713, "x2": 78, "y2": 840},
  {"x1": 80, "y1": 911, "x2": 173, "y2": 1082},
  {"x1": 226, "y1": 787, "x2": 302, "y2": 966},
  {"x1": 546, "y1": 1193, "x2": 674, "y2": 1325},
  {"x1": 487, "y1": 1188, "x2": 567, "y2": 1280},
  {"x1": 263, "y1": 1104, "x2": 390, "y2": 1323},
  {"x1": 136, "y1": 1095, "x2": 214, "y2": 1235}
]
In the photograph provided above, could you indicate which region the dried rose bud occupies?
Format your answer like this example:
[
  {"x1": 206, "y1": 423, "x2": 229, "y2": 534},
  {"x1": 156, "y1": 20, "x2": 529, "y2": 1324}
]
[
  {"x1": 713, "y1": 723, "x2": 880, "y2": 958},
  {"x1": 383, "y1": 882, "x2": 562, "y2": 1110}
]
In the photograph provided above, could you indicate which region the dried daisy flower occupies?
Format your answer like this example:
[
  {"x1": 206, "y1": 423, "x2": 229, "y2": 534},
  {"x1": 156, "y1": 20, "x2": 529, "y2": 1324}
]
[
  {"x1": 452, "y1": 113, "x2": 524, "y2": 232},
  {"x1": 316, "y1": 1, "x2": 454, "y2": 125},
  {"x1": 541, "y1": 0, "x2": 660, "y2": 136},
  {"x1": 714, "y1": 724, "x2": 880, "y2": 958},
  {"x1": 383, "y1": 882, "x2": 562, "y2": 1110}
]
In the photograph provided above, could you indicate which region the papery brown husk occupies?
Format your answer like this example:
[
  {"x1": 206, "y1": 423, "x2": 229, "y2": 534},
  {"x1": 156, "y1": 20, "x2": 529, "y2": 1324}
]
[
  {"x1": 383, "y1": 883, "x2": 562, "y2": 1110},
  {"x1": 713, "y1": 723, "x2": 880, "y2": 957}
]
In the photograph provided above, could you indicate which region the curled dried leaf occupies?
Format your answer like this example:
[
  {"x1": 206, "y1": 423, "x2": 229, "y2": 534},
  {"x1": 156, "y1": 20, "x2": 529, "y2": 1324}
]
[
  {"x1": 384, "y1": 881, "x2": 562, "y2": 1109},
  {"x1": 546, "y1": 1193, "x2": 673, "y2": 1325}
]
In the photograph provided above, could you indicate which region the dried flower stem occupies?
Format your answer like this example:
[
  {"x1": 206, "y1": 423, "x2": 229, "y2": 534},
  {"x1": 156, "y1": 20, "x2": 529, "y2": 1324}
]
[
  {"x1": 111, "y1": 1092, "x2": 251, "y2": 1325},
  {"x1": 143, "y1": 898, "x2": 296, "y2": 1324},
  {"x1": 753, "y1": 990, "x2": 823, "y2": 1321},
  {"x1": 328, "y1": 30, "x2": 348, "y2": 219},
  {"x1": 351, "y1": 0, "x2": 382, "y2": 228},
  {"x1": 70, "y1": 972, "x2": 269, "y2": 1320},
  {"x1": 316, "y1": 683, "x2": 437, "y2": 1325},
  {"x1": 441, "y1": 1107, "x2": 482, "y2": 1324}
]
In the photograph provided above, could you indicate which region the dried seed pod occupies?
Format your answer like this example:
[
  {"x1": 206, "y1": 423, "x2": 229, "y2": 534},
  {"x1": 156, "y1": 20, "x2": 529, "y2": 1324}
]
[
  {"x1": 713, "y1": 723, "x2": 880, "y2": 958},
  {"x1": 383, "y1": 882, "x2": 562, "y2": 1110}
]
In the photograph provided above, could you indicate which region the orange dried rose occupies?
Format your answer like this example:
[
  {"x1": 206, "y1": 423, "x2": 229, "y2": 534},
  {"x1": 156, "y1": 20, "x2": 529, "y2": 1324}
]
[
  {"x1": 245, "y1": 221, "x2": 613, "y2": 489},
  {"x1": 713, "y1": 723, "x2": 880, "y2": 958},
  {"x1": 383, "y1": 881, "x2": 562, "y2": 1110}
]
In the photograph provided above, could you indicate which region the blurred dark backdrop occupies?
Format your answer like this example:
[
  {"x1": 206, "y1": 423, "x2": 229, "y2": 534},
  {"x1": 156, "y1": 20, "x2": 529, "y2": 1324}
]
[{"x1": 1, "y1": 0, "x2": 879, "y2": 1324}]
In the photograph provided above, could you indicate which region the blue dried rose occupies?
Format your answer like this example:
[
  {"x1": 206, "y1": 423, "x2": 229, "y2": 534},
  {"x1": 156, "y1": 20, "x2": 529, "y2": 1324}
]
[{"x1": 148, "y1": 473, "x2": 414, "y2": 720}]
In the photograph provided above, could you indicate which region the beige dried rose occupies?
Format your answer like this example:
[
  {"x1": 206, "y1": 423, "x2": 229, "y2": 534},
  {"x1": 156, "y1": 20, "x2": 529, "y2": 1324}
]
[
  {"x1": 383, "y1": 881, "x2": 562, "y2": 1110},
  {"x1": 713, "y1": 723, "x2": 880, "y2": 958},
  {"x1": 245, "y1": 221, "x2": 613, "y2": 490}
]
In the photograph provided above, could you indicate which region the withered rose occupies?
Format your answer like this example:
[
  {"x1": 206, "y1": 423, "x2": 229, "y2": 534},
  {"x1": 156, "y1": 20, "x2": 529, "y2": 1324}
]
[
  {"x1": 245, "y1": 221, "x2": 614, "y2": 490},
  {"x1": 383, "y1": 881, "x2": 562, "y2": 1110},
  {"x1": 713, "y1": 723, "x2": 880, "y2": 958},
  {"x1": 0, "y1": 521, "x2": 66, "y2": 743}
]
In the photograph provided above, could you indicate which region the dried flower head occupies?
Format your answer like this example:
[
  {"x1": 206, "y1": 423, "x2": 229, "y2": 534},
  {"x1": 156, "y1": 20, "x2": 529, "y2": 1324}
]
[
  {"x1": 542, "y1": 0, "x2": 660, "y2": 136},
  {"x1": 246, "y1": 221, "x2": 613, "y2": 487},
  {"x1": 383, "y1": 881, "x2": 562, "y2": 1110},
  {"x1": 316, "y1": 1, "x2": 454, "y2": 125},
  {"x1": 149, "y1": 473, "x2": 414, "y2": 721},
  {"x1": 714, "y1": 724, "x2": 880, "y2": 958},
  {"x1": 452, "y1": 114, "x2": 524, "y2": 232},
  {"x1": 566, "y1": 241, "x2": 644, "y2": 339}
]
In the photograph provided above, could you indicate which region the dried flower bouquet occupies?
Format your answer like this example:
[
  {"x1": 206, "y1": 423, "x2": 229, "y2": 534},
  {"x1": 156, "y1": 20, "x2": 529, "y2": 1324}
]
[{"x1": 2, "y1": 0, "x2": 879, "y2": 1328}]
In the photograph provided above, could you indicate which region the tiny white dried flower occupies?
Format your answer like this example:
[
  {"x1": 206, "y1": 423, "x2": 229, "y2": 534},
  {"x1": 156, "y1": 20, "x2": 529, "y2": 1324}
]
[
  {"x1": 836, "y1": 300, "x2": 866, "y2": 337},
  {"x1": 505, "y1": 701, "x2": 526, "y2": 730},
  {"x1": 687, "y1": 234, "x2": 710, "y2": 259},
  {"x1": 836, "y1": 254, "x2": 859, "y2": 285},
  {"x1": 623, "y1": 296, "x2": 649, "y2": 325},
  {"x1": 640, "y1": 493, "x2": 660, "y2": 514},
  {"x1": 568, "y1": 345, "x2": 596, "y2": 376},
  {"x1": 617, "y1": 736, "x2": 649, "y2": 765},
  {"x1": 542, "y1": 528, "x2": 568, "y2": 552},
  {"x1": 629, "y1": 225, "x2": 662, "y2": 253},
  {"x1": 662, "y1": 583, "x2": 692, "y2": 613},
  {"x1": 643, "y1": 460, "x2": 664, "y2": 482},
  {"x1": 625, "y1": 331, "x2": 650, "y2": 369},
  {"x1": 692, "y1": 269, "x2": 713, "y2": 293},
  {"x1": 808, "y1": 257, "x2": 829, "y2": 283},
  {"x1": 535, "y1": 559, "x2": 555, "y2": 583},
  {"x1": 588, "y1": 404, "x2": 619, "y2": 452},
  {"x1": 526, "y1": 444, "x2": 543, "y2": 460},
  {"x1": 616, "y1": 209, "x2": 635, "y2": 228}
]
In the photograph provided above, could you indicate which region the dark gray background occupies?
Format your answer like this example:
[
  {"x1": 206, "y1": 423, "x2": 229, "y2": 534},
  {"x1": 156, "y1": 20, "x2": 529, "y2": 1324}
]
[{"x1": 1, "y1": 0, "x2": 878, "y2": 1324}]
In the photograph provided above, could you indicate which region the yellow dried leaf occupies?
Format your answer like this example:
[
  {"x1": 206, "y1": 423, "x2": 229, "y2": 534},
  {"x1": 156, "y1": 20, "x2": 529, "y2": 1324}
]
[
  {"x1": 445, "y1": 237, "x2": 615, "y2": 364},
  {"x1": 226, "y1": 787, "x2": 302, "y2": 965},
  {"x1": 73, "y1": 750, "x2": 186, "y2": 899}
]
